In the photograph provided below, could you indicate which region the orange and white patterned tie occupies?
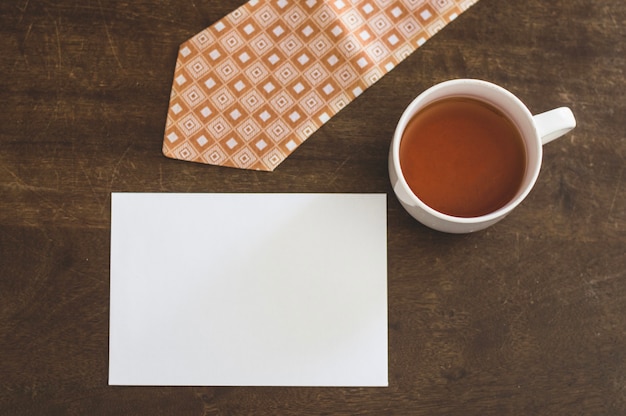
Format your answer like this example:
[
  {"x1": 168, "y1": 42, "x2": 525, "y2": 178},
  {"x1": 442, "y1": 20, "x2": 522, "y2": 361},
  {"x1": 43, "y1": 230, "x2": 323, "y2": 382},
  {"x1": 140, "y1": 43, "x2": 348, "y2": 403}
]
[{"x1": 163, "y1": 0, "x2": 478, "y2": 171}]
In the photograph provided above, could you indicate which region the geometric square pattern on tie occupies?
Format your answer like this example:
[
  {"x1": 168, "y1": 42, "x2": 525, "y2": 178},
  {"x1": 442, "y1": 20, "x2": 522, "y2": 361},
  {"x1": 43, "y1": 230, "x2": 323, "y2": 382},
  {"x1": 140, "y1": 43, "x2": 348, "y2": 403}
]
[{"x1": 163, "y1": 0, "x2": 478, "y2": 171}]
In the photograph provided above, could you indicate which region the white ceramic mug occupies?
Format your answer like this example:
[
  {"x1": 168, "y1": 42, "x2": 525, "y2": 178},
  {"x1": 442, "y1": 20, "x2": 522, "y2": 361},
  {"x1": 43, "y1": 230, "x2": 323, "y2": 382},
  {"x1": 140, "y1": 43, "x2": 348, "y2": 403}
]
[{"x1": 389, "y1": 79, "x2": 576, "y2": 233}]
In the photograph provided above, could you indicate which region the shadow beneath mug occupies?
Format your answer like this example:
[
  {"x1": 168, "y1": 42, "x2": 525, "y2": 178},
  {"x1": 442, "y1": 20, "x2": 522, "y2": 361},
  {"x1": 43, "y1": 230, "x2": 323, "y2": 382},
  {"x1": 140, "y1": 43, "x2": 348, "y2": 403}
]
[{"x1": 386, "y1": 195, "x2": 478, "y2": 252}]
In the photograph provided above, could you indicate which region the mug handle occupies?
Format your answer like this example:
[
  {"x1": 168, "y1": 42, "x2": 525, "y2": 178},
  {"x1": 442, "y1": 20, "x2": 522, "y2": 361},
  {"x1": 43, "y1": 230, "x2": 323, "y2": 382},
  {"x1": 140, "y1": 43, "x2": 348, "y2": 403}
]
[{"x1": 533, "y1": 107, "x2": 577, "y2": 145}]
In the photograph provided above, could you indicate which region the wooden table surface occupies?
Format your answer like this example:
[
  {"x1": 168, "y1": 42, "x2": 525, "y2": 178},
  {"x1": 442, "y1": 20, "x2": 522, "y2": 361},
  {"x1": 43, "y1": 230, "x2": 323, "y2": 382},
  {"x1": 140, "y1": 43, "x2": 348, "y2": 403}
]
[{"x1": 1, "y1": 0, "x2": 624, "y2": 414}]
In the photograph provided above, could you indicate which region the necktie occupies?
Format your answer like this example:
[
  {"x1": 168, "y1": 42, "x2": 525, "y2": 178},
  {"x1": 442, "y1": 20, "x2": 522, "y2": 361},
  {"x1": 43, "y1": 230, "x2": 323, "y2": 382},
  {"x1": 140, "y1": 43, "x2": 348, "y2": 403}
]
[{"x1": 163, "y1": 0, "x2": 478, "y2": 171}]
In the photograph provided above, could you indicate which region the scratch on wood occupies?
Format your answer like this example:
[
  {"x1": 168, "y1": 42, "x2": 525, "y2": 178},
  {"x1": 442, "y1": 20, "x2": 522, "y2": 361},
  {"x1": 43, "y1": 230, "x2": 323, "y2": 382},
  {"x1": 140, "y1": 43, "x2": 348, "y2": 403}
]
[
  {"x1": 54, "y1": 20, "x2": 62, "y2": 67},
  {"x1": 112, "y1": 146, "x2": 131, "y2": 179},
  {"x1": 608, "y1": 167, "x2": 623, "y2": 221},
  {"x1": 100, "y1": 145, "x2": 132, "y2": 215},
  {"x1": 16, "y1": 0, "x2": 30, "y2": 12},
  {"x1": 327, "y1": 155, "x2": 352, "y2": 187},
  {"x1": 44, "y1": 100, "x2": 61, "y2": 132},
  {"x1": 23, "y1": 21, "x2": 33, "y2": 45},
  {"x1": 3, "y1": 166, "x2": 59, "y2": 193},
  {"x1": 14, "y1": 22, "x2": 34, "y2": 68},
  {"x1": 159, "y1": 165, "x2": 166, "y2": 191},
  {"x1": 515, "y1": 232, "x2": 521, "y2": 263},
  {"x1": 97, "y1": 0, "x2": 124, "y2": 70},
  {"x1": 2, "y1": 165, "x2": 82, "y2": 223},
  {"x1": 79, "y1": 161, "x2": 105, "y2": 208}
]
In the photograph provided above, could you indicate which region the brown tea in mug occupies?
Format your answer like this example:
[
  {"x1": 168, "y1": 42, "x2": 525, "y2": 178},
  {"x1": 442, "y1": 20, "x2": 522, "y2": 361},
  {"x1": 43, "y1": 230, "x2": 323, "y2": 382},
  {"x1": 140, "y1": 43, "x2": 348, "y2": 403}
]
[{"x1": 399, "y1": 97, "x2": 527, "y2": 218}]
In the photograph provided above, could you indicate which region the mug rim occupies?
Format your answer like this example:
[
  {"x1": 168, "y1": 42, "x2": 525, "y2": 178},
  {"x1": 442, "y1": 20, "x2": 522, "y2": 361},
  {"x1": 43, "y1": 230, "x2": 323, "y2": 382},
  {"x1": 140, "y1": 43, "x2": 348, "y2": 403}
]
[{"x1": 391, "y1": 78, "x2": 543, "y2": 224}]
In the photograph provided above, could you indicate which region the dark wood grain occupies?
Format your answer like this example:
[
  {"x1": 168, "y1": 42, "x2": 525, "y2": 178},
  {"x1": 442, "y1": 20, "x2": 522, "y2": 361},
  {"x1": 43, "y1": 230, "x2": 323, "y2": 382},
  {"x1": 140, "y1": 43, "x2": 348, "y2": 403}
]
[{"x1": 1, "y1": 0, "x2": 625, "y2": 415}]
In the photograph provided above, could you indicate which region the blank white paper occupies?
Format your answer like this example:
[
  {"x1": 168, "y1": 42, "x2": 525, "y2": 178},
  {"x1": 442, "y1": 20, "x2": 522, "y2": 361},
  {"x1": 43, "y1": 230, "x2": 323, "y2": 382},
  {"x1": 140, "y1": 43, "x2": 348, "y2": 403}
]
[{"x1": 109, "y1": 193, "x2": 388, "y2": 386}]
